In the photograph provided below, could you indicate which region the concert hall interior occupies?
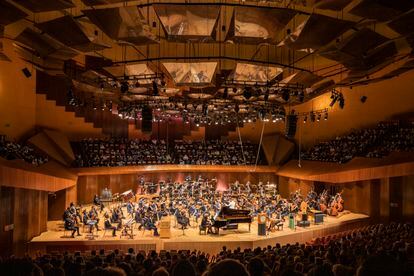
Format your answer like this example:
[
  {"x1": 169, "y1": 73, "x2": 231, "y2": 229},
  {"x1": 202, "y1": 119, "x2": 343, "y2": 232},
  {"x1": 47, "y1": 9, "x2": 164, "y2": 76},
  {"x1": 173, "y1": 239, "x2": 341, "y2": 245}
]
[{"x1": 0, "y1": 0, "x2": 414, "y2": 275}]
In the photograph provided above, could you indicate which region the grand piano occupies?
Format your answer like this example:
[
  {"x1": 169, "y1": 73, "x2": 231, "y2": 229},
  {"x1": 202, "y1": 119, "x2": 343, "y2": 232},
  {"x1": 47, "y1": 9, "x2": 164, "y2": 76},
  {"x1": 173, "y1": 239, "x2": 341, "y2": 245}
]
[{"x1": 211, "y1": 207, "x2": 253, "y2": 235}]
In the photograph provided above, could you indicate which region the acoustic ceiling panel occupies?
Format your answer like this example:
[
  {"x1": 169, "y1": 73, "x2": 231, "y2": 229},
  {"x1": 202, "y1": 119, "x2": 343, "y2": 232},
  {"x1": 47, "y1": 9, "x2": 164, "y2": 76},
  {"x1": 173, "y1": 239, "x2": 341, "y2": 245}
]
[
  {"x1": 14, "y1": 46, "x2": 67, "y2": 75},
  {"x1": 319, "y1": 29, "x2": 391, "y2": 71},
  {"x1": 381, "y1": 59, "x2": 414, "y2": 79},
  {"x1": 82, "y1": 6, "x2": 158, "y2": 45},
  {"x1": 154, "y1": 4, "x2": 220, "y2": 41},
  {"x1": 314, "y1": 0, "x2": 353, "y2": 11},
  {"x1": 388, "y1": 10, "x2": 414, "y2": 36},
  {"x1": 339, "y1": 28, "x2": 389, "y2": 57},
  {"x1": 280, "y1": 71, "x2": 324, "y2": 88},
  {"x1": 279, "y1": 14, "x2": 353, "y2": 52},
  {"x1": 103, "y1": 63, "x2": 154, "y2": 77},
  {"x1": 231, "y1": 63, "x2": 283, "y2": 83},
  {"x1": 349, "y1": 0, "x2": 414, "y2": 22},
  {"x1": 36, "y1": 16, "x2": 110, "y2": 53},
  {"x1": 11, "y1": 0, "x2": 75, "y2": 12},
  {"x1": 306, "y1": 79, "x2": 336, "y2": 96},
  {"x1": 163, "y1": 62, "x2": 217, "y2": 85},
  {"x1": 226, "y1": 6, "x2": 296, "y2": 44},
  {"x1": 14, "y1": 28, "x2": 78, "y2": 60},
  {"x1": 81, "y1": 0, "x2": 132, "y2": 5},
  {"x1": 0, "y1": 1, "x2": 27, "y2": 27},
  {"x1": 0, "y1": 40, "x2": 11, "y2": 62}
]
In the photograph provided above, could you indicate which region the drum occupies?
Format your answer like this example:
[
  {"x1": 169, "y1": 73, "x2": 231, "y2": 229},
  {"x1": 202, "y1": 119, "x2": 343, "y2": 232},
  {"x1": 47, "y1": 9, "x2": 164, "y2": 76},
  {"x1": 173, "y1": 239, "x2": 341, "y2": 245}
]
[{"x1": 120, "y1": 190, "x2": 134, "y2": 202}]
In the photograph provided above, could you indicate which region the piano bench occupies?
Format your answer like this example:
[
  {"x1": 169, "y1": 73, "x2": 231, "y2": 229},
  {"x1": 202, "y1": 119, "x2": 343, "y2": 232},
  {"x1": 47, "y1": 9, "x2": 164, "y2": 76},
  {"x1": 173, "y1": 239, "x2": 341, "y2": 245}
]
[
  {"x1": 276, "y1": 223, "x2": 284, "y2": 231},
  {"x1": 199, "y1": 226, "x2": 207, "y2": 235}
]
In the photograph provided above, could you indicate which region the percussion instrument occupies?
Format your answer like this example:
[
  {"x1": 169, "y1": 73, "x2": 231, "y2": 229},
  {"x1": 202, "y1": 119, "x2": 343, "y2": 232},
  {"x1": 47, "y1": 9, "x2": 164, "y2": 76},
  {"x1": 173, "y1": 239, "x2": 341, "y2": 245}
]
[{"x1": 120, "y1": 190, "x2": 134, "y2": 202}]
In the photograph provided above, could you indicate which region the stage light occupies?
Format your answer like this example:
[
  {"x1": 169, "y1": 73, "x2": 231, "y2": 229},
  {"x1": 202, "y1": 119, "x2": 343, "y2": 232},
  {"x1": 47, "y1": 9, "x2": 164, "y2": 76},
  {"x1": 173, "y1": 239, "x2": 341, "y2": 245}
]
[
  {"x1": 329, "y1": 93, "x2": 338, "y2": 107},
  {"x1": 317, "y1": 114, "x2": 321, "y2": 122},
  {"x1": 303, "y1": 116, "x2": 307, "y2": 123},
  {"x1": 281, "y1": 89, "x2": 290, "y2": 102},
  {"x1": 297, "y1": 90, "x2": 304, "y2": 102},
  {"x1": 152, "y1": 81, "x2": 159, "y2": 96},
  {"x1": 310, "y1": 112, "x2": 316, "y2": 122},
  {"x1": 324, "y1": 112, "x2": 328, "y2": 120},
  {"x1": 243, "y1": 87, "x2": 252, "y2": 100},
  {"x1": 223, "y1": 87, "x2": 228, "y2": 99},
  {"x1": 120, "y1": 81, "x2": 129, "y2": 93},
  {"x1": 234, "y1": 104, "x2": 240, "y2": 113},
  {"x1": 339, "y1": 93, "x2": 345, "y2": 109}
]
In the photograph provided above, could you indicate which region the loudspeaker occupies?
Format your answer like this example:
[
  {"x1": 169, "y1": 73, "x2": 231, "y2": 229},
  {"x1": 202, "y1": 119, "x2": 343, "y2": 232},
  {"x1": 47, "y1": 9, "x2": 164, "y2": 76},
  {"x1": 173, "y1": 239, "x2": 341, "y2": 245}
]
[
  {"x1": 360, "y1": 96, "x2": 367, "y2": 103},
  {"x1": 285, "y1": 114, "x2": 298, "y2": 138},
  {"x1": 141, "y1": 105, "x2": 152, "y2": 134},
  {"x1": 22, "y1": 67, "x2": 31, "y2": 78}
]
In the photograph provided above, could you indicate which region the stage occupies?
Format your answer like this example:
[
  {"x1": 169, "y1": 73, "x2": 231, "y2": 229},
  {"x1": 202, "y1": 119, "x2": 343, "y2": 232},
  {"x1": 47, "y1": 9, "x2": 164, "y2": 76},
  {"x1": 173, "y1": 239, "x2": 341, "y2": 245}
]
[{"x1": 29, "y1": 212, "x2": 370, "y2": 256}]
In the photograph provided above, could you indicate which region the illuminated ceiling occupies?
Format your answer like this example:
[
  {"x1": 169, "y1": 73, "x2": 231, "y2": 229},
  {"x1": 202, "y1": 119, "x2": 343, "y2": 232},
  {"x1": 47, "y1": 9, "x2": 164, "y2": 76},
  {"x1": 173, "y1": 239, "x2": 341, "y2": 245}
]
[{"x1": 0, "y1": 0, "x2": 413, "y2": 108}]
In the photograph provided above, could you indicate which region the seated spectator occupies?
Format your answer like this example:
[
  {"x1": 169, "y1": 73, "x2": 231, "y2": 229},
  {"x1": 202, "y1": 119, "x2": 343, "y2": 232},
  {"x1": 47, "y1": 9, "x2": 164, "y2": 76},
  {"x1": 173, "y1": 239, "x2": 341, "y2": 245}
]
[{"x1": 0, "y1": 135, "x2": 48, "y2": 166}]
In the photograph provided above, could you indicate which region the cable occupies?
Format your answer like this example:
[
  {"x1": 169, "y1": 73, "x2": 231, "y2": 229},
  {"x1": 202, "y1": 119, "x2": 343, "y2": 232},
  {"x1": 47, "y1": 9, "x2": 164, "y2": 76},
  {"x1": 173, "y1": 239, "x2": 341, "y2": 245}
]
[
  {"x1": 254, "y1": 119, "x2": 266, "y2": 172},
  {"x1": 236, "y1": 118, "x2": 247, "y2": 166}
]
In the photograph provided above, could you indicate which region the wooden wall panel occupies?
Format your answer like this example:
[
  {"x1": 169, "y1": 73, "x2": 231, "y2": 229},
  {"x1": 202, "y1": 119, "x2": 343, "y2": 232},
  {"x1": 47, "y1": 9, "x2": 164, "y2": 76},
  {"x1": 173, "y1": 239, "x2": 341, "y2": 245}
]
[
  {"x1": 389, "y1": 177, "x2": 403, "y2": 221},
  {"x1": 380, "y1": 178, "x2": 390, "y2": 220},
  {"x1": 402, "y1": 175, "x2": 414, "y2": 221},
  {"x1": 0, "y1": 162, "x2": 76, "y2": 192},
  {"x1": 77, "y1": 171, "x2": 278, "y2": 204},
  {"x1": 0, "y1": 186, "x2": 14, "y2": 256},
  {"x1": 13, "y1": 188, "x2": 48, "y2": 256}
]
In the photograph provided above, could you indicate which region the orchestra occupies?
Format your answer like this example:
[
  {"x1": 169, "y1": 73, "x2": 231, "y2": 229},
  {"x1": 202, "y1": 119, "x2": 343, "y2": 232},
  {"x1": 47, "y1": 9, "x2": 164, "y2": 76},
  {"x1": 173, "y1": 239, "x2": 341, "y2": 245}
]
[{"x1": 61, "y1": 175, "x2": 345, "y2": 239}]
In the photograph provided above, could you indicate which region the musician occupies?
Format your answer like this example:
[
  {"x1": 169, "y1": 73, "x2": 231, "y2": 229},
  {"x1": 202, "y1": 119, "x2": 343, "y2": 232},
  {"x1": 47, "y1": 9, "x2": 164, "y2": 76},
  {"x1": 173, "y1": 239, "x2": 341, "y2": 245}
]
[
  {"x1": 177, "y1": 210, "x2": 190, "y2": 229},
  {"x1": 126, "y1": 201, "x2": 134, "y2": 218},
  {"x1": 64, "y1": 216, "x2": 80, "y2": 237},
  {"x1": 104, "y1": 215, "x2": 117, "y2": 237},
  {"x1": 93, "y1": 194, "x2": 100, "y2": 205},
  {"x1": 200, "y1": 213, "x2": 212, "y2": 234},
  {"x1": 139, "y1": 213, "x2": 159, "y2": 236}
]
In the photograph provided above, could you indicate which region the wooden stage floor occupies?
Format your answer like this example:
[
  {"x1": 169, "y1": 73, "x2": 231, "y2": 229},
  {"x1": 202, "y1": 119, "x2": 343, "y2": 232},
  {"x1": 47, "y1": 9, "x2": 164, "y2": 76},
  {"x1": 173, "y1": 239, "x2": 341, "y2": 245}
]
[{"x1": 29, "y1": 212, "x2": 369, "y2": 255}]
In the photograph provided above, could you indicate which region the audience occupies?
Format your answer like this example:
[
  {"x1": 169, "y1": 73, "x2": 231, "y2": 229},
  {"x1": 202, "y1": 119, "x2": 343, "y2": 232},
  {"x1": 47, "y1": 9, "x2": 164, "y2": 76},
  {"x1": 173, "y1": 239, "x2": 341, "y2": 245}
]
[
  {"x1": 1, "y1": 223, "x2": 412, "y2": 275},
  {"x1": 302, "y1": 121, "x2": 414, "y2": 163},
  {"x1": 72, "y1": 139, "x2": 263, "y2": 167},
  {"x1": 0, "y1": 135, "x2": 48, "y2": 166}
]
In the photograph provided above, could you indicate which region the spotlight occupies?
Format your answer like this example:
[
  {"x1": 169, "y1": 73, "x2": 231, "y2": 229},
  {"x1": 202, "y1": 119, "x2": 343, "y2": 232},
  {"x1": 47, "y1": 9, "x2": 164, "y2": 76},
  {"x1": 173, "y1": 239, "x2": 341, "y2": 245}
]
[
  {"x1": 329, "y1": 93, "x2": 338, "y2": 107},
  {"x1": 120, "y1": 81, "x2": 129, "y2": 93},
  {"x1": 152, "y1": 81, "x2": 159, "y2": 96},
  {"x1": 264, "y1": 88, "x2": 269, "y2": 101},
  {"x1": 317, "y1": 114, "x2": 321, "y2": 122},
  {"x1": 160, "y1": 78, "x2": 166, "y2": 86},
  {"x1": 297, "y1": 90, "x2": 304, "y2": 102},
  {"x1": 243, "y1": 87, "x2": 252, "y2": 100},
  {"x1": 303, "y1": 116, "x2": 307, "y2": 123},
  {"x1": 324, "y1": 112, "x2": 328, "y2": 120},
  {"x1": 338, "y1": 93, "x2": 345, "y2": 109},
  {"x1": 281, "y1": 89, "x2": 290, "y2": 102},
  {"x1": 310, "y1": 112, "x2": 316, "y2": 122},
  {"x1": 234, "y1": 104, "x2": 240, "y2": 113},
  {"x1": 223, "y1": 87, "x2": 228, "y2": 99}
]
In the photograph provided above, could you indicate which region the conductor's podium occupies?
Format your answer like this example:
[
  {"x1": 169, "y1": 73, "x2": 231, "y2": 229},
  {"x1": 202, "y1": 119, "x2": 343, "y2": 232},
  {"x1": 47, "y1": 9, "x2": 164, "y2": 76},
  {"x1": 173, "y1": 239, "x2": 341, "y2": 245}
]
[{"x1": 159, "y1": 217, "x2": 171, "y2": 238}]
